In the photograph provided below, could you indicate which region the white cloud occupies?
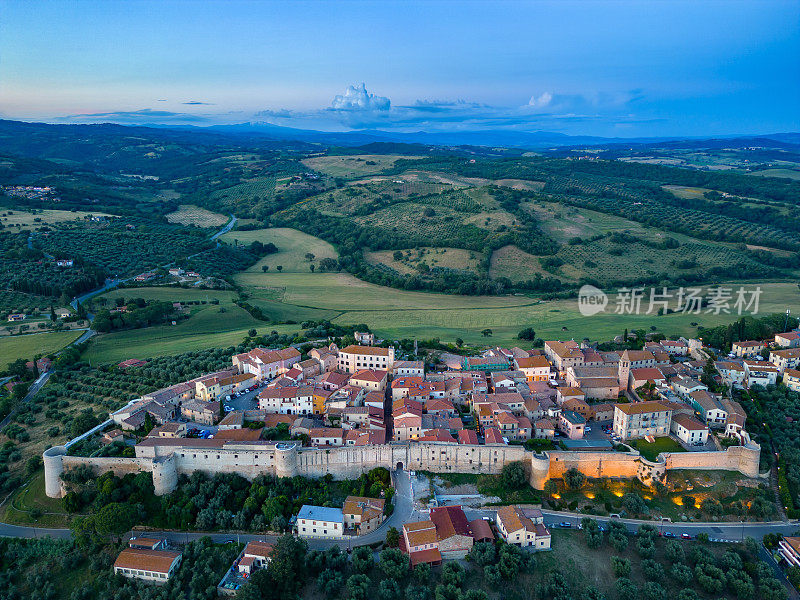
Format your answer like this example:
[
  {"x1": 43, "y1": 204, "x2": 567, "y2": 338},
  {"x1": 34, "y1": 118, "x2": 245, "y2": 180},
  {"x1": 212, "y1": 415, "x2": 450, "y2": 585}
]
[
  {"x1": 528, "y1": 92, "x2": 553, "y2": 108},
  {"x1": 330, "y1": 83, "x2": 390, "y2": 111}
]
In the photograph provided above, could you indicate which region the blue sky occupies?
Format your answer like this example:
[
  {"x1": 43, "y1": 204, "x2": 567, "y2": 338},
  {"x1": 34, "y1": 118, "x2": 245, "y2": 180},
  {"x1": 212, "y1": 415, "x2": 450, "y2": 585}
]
[{"x1": 1, "y1": 0, "x2": 798, "y2": 137}]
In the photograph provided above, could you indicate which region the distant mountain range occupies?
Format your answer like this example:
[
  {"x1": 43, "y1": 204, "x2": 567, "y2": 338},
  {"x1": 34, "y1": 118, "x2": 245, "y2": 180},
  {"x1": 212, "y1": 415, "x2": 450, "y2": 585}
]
[{"x1": 198, "y1": 122, "x2": 800, "y2": 150}]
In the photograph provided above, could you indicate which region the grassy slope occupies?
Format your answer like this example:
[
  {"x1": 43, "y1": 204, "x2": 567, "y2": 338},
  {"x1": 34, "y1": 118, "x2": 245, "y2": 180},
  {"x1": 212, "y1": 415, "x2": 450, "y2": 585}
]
[
  {"x1": 165, "y1": 204, "x2": 229, "y2": 227},
  {"x1": 220, "y1": 227, "x2": 338, "y2": 273},
  {"x1": 0, "y1": 330, "x2": 82, "y2": 368},
  {"x1": 0, "y1": 208, "x2": 113, "y2": 230}
]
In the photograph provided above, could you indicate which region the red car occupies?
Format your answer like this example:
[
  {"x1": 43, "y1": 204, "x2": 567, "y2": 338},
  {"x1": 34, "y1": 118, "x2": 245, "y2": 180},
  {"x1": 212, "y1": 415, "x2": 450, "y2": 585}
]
[{"x1": 681, "y1": 533, "x2": 692, "y2": 540}]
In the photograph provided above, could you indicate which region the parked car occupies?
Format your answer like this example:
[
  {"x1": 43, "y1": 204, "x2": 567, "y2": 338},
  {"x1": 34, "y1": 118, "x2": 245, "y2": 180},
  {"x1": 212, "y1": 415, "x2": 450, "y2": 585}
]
[
  {"x1": 558, "y1": 522, "x2": 571, "y2": 528},
  {"x1": 663, "y1": 531, "x2": 675, "y2": 538},
  {"x1": 681, "y1": 533, "x2": 692, "y2": 540}
]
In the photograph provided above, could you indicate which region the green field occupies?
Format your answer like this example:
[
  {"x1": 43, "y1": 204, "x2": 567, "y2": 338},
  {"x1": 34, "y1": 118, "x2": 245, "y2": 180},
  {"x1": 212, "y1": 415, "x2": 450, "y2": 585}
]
[
  {"x1": 165, "y1": 204, "x2": 229, "y2": 228},
  {"x1": 0, "y1": 330, "x2": 82, "y2": 368},
  {"x1": 629, "y1": 437, "x2": 686, "y2": 462},
  {"x1": 220, "y1": 227, "x2": 338, "y2": 273},
  {"x1": 749, "y1": 168, "x2": 800, "y2": 180},
  {"x1": 233, "y1": 269, "x2": 800, "y2": 345},
  {"x1": 301, "y1": 154, "x2": 421, "y2": 178}
]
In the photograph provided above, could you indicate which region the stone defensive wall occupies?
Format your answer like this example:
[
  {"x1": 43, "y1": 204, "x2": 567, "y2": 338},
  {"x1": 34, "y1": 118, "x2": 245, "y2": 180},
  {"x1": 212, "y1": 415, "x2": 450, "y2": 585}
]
[{"x1": 43, "y1": 439, "x2": 762, "y2": 498}]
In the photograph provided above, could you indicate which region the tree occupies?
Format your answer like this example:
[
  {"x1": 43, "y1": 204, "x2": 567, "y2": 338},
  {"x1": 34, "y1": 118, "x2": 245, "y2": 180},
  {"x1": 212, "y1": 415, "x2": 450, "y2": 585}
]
[
  {"x1": 455, "y1": 338, "x2": 463, "y2": 347},
  {"x1": 305, "y1": 253, "x2": 316, "y2": 262},
  {"x1": 379, "y1": 548, "x2": 409, "y2": 580},
  {"x1": 379, "y1": 579, "x2": 402, "y2": 600},
  {"x1": 517, "y1": 327, "x2": 536, "y2": 340},
  {"x1": 406, "y1": 586, "x2": 430, "y2": 600},
  {"x1": 481, "y1": 328, "x2": 492, "y2": 337},
  {"x1": 611, "y1": 556, "x2": 631, "y2": 577},
  {"x1": 501, "y1": 461, "x2": 527, "y2": 489},
  {"x1": 615, "y1": 578, "x2": 638, "y2": 600},
  {"x1": 641, "y1": 559, "x2": 664, "y2": 582},
  {"x1": 276, "y1": 265, "x2": 283, "y2": 272},
  {"x1": 759, "y1": 577, "x2": 789, "y2": 600},
  {"x1": 385, "y1": 526, "x2": 400, "y2": 548},
  {"x1": 664, "y1": 539, "x2": 684, "y2": 564},
  {"x1": 413, "y1": 561, "x2": 431, "y2": 583},
  {"x1": 434, "y1": 584, "x2": 461, "y2": 600},
  {"x1": 675, "y1": 590, "x2": 699, "y2": 600},
  {"x1": 622, "y1": 492, "x2": 649, "y2": 515},
  {"x1": 248, "y1": 329, "x2": 257, "y2": 337},
  {"x1": 610, "y1": 531, "x2": 628, "y2": 552},
  {"x1": 637, "y1": 536, "x2": 656, "y2": 559},
  {"x1": 564, "y1": 467, "x2": 587, "y2": 490},
  {"x1": 641, "y1": 582, "x2": 665, "y2": 600},
  {"x1": 483, "y1": 564, "x2": 501, "y2": 587},
  {"x1": 582, "y1": 586, "x2": 606, "y2": 600},
  {"x1": 93, "y1": 502, "x2": 140, "y2": 539},
  {"x1": 262, "y1": 265, "x2": 269, "y2": 272},
  {"x1": 310, "y1": 264, "x2": 315, "y2": 272},
  {"x1": 442, "y1": 562, "x2": 465, "y2": 587},
  {"x1": 347, "y1": 574, "x2": 370, "y2": 600},
  {"x1": 467, "y1": 542, "x2": 496, "y2": 567},
  {"x1": 543, "y1": 479, "x2": 559, "y2": 498},
  {"x1": 582, "y1": 517, "x2": 603, "y2": 549},
  {"x1": 351, "y1": 546, "x2": 373, "y2": 574},
  {"x1": 267, "y1": 534, "x2": 308, "y2": 597}
]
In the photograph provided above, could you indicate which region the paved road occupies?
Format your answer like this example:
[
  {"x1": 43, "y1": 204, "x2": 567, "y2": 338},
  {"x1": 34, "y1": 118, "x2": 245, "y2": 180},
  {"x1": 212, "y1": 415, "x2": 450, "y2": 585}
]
[
  {"x1": 0, "y1": 371, "x2": 51, "y2": 429},
  {"x1": 210, "y1": 215, "x2": 237, "y2": 241}
]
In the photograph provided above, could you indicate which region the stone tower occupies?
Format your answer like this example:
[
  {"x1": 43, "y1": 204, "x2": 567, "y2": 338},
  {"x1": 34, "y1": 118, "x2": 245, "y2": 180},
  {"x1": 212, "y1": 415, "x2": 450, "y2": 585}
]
[
  {"x1": 275, "y1": 442, "x2": 299, "y2": 478},
  {"x1": 43, "y1": 446, "x2": 68, "y2": 498},
  {"x1": 152, "y1": 454, "x2": 178, "y2": 496}
]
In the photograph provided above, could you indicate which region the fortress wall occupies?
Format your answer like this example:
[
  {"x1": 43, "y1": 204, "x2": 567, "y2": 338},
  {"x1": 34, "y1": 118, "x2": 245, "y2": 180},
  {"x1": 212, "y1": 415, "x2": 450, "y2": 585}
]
[
  {"x1": 46, "y1": 441, "x2": 763, "y2": 498},
  {"x1": 663, "y1": 443, "x2": 763, "y2": 479}
]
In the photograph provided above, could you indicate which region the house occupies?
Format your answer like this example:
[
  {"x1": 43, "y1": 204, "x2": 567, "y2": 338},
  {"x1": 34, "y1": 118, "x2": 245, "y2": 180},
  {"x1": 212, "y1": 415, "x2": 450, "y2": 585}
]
[
  {"x1": 118, "y1": 358, "x2": 147, "y2": 369},
  {"x1": 429, "y1": 505, "x2": 474, "y2": 559},
  {"x1": 671, "y1": 413, "x2": 709, "y2": 445},
  {"x1": 784, "y1": 368, "x2": 800, "y2": 393},
  {"x1": 732, "y1": 340, "x2": 765, "y2": 358},
  {"x1": 672, "y1": 376, "x2": 707, "y2": 399},
  {"x1": 660, "y1": 340, "x2": 688, "y2": 356},
  {"x1": 534, "y1": 419, "x2": 556, "y2": 440},
  {"x1": 129, "y1": 537, "x2": 166, "y2": 550},
  {"x1": 688, "y1": 390, "x2": 728, "y2": 426},
  {"x1": 556, "y1": 387, "x2": 585, "y2": 405},
  {"x1": 592, "y1": 403, "x2": 615, "y2": 421},
  {"x1": 238, "y1": 541, "x2": 274, "y2": 575},
  {"x1": 558, "y1": 410, "x2": 585, "y2": 440},
  {"x1": 354, "y1": 331, "x2": 375, "y2": 345},
  {"x1": 344, "y1": 429, "x2": 387, "y2": 446},
  {"x1": 514, "y1": 355, "x2": 552, "y2": 382},
  {"x1": 363, "y1": 390, "x2": 386, "y2": 410},
  {"x1": 769, "y1": 348, "x2": 800, "y2": 375},
  {"x1": 349, "y1": 369, "x2": 388, "y2": 391},
  {"x1": 457, "y1": 429, "x2": 479, "y2": 444},
  {"x1": 7, "y1": 313, "x2": 25, "y2": 322},
  {"x1": 310, "y1": 427, "x2": 344, "y2": 446},
  {"x1": 393, "y1": 360, "x2": 425, "y2": 377},
  {"x1": 338, "y1": 345, "x2": 395, "y2": 374},
  {"x1": 495, "y1": 505, "x2": 551, "y2": 550},
  {"x1": 296, "y1": 505, "x2": 344, "y2": 539},
  {"x1": 319, "y1": 371, "x2": 350, "y2": 391},
  {"x1": 168, "y1": 267, "x2": 184, "y2": 277},
  {"x1": 156, "y1": 422, "x2": 187, "y2": 438},
  {"x1": 402, "y1": 521, "x2": 442, "y2": 566},
  {"x1": 743, "y1": 360, "x2": 779, "y2": 388},
  {"x1": 544, "y1": 341, "x2": 584, "y2": 376},
  {"x1": 297, "y1": 358, "x2": 321, "y2": 379},
  {"x1": 715, "y1": 361, "x2": 746, "y2": 389},
  {"x1": 483, "y1": 428, "x2": 506, "y2": 445},
  {"x1": 612, "y1": 401, "x2": 672, "y2": 441},
  {"x1": 775, "y1": 331, "x2": 800, "y2": 349},
  {"x1": 628, "y1": 367, "x2": 666, "y2": 391},
  {"x1": 561, "y1": 397, "x2": 592, "y2": 422},
  {"x1": 180, "y1": 400, "x2": 219, "y2": 426},
  {"x1": 722, "y1": 399, "x2": 748, "y2": 440},
  {"x1": 56, "y1": 259, "x2": 74, "y2": 267},
  {"x1": 778, "y1": 537, "x2": 800, "y2": 567},
  {"x1": 113, "y1": 547, "x2": 182, "y2": 583},
  {"x1": 232, "y1": 347, "x2": 301, "y2": 381},
  {"x1": 343, "y1": 496, "x2": 385, "y2": 534}
]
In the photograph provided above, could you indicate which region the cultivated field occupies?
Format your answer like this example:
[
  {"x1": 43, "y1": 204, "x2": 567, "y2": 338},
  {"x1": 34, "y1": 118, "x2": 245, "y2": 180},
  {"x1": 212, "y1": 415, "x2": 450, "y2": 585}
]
[
  {"x1": 749, "y1": 168, "x2": 800, "y2": 180},
  {"x1": 366, "y1": 247, "x2": 482, "y2": 275},
  {"x1": 220, "y1": 227, "x2": 338, "y2": 273},
  {"x1": 165, "y1": 204, "x2": 229, "y2": 228},
  {"x1": 0, "y1": 330, "x2": 82, "y2": 368},
  {"x1": 0, "y1": 208, "x2": 113, "y2": 230},
  {"x1": 302, "y1": 154, "x2": 423, "y2": 178}
]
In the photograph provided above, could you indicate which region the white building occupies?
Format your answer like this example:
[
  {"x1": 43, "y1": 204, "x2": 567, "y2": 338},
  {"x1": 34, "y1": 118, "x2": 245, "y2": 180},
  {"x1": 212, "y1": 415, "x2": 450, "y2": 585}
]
[
  {"x1": 393, "y1": 360, "x2": 425, "y2": 378},
  {"x1": 769, "y1": 348, "x2": 800, "y2": 375},
  {"x1": 612, "y1": 401, "x2": 673, "y2": 441},
  {"x1": 785, "y1": 369, "x2": 800, "y2": 393},
  {"x1": 296, "y1": 505, "x2": 345, "y2": 539},
  {"x1": 337, "y1": 345, "x2": 395, "y2": 374},
  {"x1": 233, "y1": 347, "x2": 301, "y2": 381},
  {"x1": 113, "y1": 547, "x2": 182, "y2": 583},
  {"x1": 775, "y1": 331, "x2": 800, "y2": 349},
  {"x1": 743, "y1": 360, "x2": 779, "y2": 388},
  {"x1": 671, "y1": 413, "x2": 709, "y2": 446}
]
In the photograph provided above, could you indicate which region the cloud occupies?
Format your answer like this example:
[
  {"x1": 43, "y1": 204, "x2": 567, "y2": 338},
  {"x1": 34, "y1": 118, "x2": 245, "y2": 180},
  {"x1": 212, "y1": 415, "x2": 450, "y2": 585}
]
[
  {"x1": 528, "y1": 92, "x2": 553, "y2": 109},
  {"x1": 182, "y1": 100, "x2": 215, "y2": 105},
  {"x1": 59, "y1": 108, "x2": 210, "y2": 124},
  {"x1": 330, "y1": 83, "x2": 390, "y2": 112}
]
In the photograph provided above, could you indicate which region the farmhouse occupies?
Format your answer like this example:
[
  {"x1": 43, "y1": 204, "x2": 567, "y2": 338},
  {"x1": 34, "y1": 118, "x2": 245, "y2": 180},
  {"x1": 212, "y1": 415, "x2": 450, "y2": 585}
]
[
  {"x1": 495, "y1": 505, "x2": 551, "y2": 549},
  {"x1": 238, "y1": 541, "x2": 274, "y2": 575},
  {"x1": 113, "y1": 547, "x2": 182, "y2": 583},
  {"x1": 232, "y1": 347, "x2": 301, "y2": 381},
  {"x1": 296, "y1": 505, "x2": 344, "y2": 539}
]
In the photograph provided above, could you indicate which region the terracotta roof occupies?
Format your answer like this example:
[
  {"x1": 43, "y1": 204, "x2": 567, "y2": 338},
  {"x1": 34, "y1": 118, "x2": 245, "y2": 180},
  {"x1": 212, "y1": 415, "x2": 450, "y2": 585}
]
[
  {"x1": 409, "y1": 548, "x2": 442, "y2": 566},
  {"x1": 310, "y1": 428, "x2": 344, "y2": 438},
  {"x1": 535, "y1": 419, "x2": 555, "y2": 430},
  {"x1": 340, "y1": 345, "x2": 389, "y2": 356},
  {"x1": 417, "y1": 428, "x2": 456, "y2": 443},
  {"x1": 404, "y1": 520, "x2": 438, "y2": 546},
  {"x1": 785, "y1": 368, "x2": 800, "y2": 379},
  {"x1": 515, "y1": 356, "x2": 551, "y2": 369},
  {"x1": 430, "y1": 505, "x2": 471, "y2": 540},
  {"x1": 215, "y1": 428, "x2": 263, "y2": 441},
  {"x1": 114, "y1": 548, "x2": 181, "y2": 573},
  {"x1": 483, "y1": 428, "x2": 505, "y2": 444},
  {"x1": 496, "y1": 505, "x2": 537, "y2": 534},
  {"x1": 343, "y1": 496, "x2": 385, "y2": 521},
  {"x1": 672, "y1": 413, "x2": 707, "y2": 431},
  {"x1": 469, "y1": 518, "x2": 494, "y2": 541},
  {"x1": 614, "y1": 401, "x2": 669, "y2": 415},
  {"x1": 630, "y1": 367, "x2": 665, "y2": 381},
  {"x1": 244, "y1": 541, "x2": 274, "y2": 558},
  {"x1": 458, "y1": 429, "x2": 479, "y2": 444},
  {"x1": 351, "y1": 369, "x2": 388, "y2": 382}
]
